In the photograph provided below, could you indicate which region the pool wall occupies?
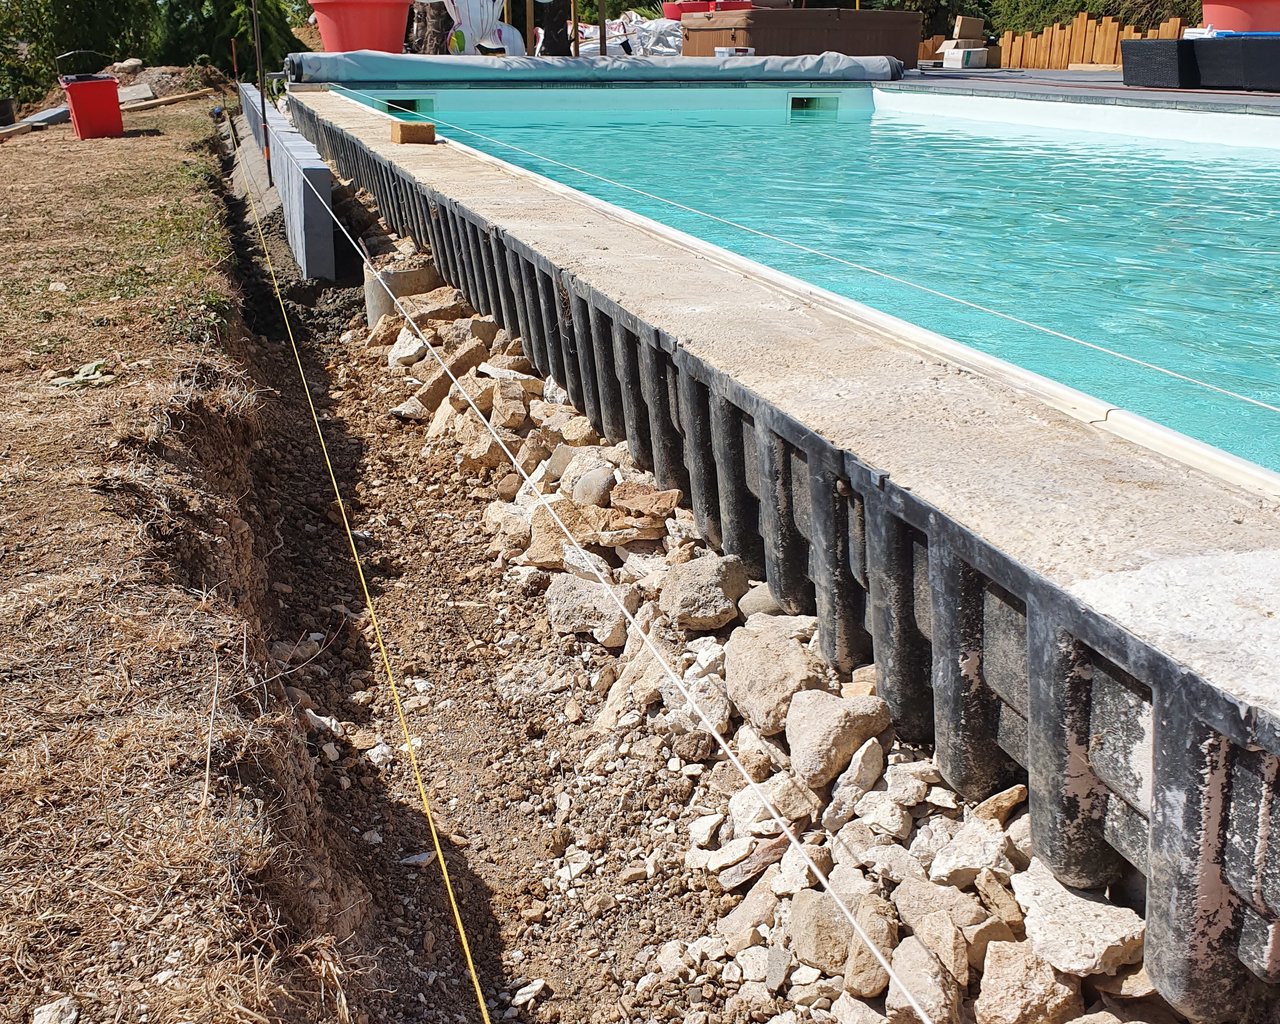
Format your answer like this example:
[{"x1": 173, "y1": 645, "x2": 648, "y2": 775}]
[
  {"x1": 873, "y1": 84, "x2": 1280, "y2": 149},
  {"x1": 288, "y1": 88, "x2": 1280, "y2": 1020}
]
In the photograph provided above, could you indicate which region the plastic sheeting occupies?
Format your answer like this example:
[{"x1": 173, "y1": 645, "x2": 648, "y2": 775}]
[
  {"x1": 285, "y1": 51, "x2": 905, "y2": 83},
  {"x1": 572, "y1": 13, "x2": 683, "y2": 57}
]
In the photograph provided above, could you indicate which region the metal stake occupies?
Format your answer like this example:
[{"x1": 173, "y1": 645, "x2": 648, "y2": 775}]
[{"x1": 249, "y1": 0, "x2": 272, "y2": 187}]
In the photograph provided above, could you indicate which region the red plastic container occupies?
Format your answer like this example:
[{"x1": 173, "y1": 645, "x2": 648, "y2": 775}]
[
  {"x1": 60, "y1": 75, "x2": 123, "y2": 140},
  {"x1": 663, "y1": 1, "x2": 752, "y2": 19},
  {"x1": 309, "y1": 0, "x2": 412, "y2": 52},
  {"x1": 1202, "y1": 0, "x2": 1280, "y2": 30}
]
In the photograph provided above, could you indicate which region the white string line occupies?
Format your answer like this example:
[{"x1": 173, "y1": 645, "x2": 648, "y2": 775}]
[
  {"x1": 337, "y1": 85, "x2": 1280, "y2": 420},
  {"x1": 267, "y1": 102, "x2": 939, "y2": 1023}
]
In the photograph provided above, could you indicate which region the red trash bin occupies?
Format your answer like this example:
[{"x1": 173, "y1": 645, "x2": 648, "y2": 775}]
[{"x1": 60, "y1": 74, "x2": 124, "y2": 140}]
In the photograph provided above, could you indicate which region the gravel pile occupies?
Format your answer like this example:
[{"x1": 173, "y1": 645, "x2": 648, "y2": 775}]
[{"x1": 343, "y1": 259, "x2": 1186, "y2": 1024}]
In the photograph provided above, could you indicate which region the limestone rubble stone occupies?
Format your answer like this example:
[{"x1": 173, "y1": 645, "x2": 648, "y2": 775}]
[
  {"x1": 928, "y1": 816, "x2": 1016, "y2": 888},
  {"x1": 707, "y1": 836, "x2": 755, "y2": 874},
  {"x1": 973, "y1": 941, "x2": 1084, "y2": 1024},
  {"x1": 448, "y1": 368, "x2": 496, "y2": 414},
  {"x1": 973, "y1": 867, "x2": 1025, "y2": 931},
  {"x1": 1011, "y1": 858, "x2": 1145, "y2": 976},
  {"x1": 404, "y1": 285, "x2": 472, "y2": 320},
  {"x1": 1092, "y1": 963, "x2": 1157, "y2": 999},
  {"x1": 830, "y1": 993, "x2": 888, "y2": 1024},
  {"x1": 658, "y1": 553, "x2": 751, "y2": 631},
  {"x1": 971, "y1": 784, "x2": 1028, "y2": 825},
  {"x1": 843, "y1": 894, "x2": 898, "y2": 998},
  {"x1": 772, "y1": 841, "x2": 832, "y2": 897},
  {"x1": 32, "y1": 998, "x2": 79, "y2": 1024},
  {"x1": 914, "y1": 909, "x2": 969, "y2": 988},
  {"x1": 412, "y1": 337, "x2": 489, "y2": 413},
  {"x1": 690, "y1": 813, "x2": 724, "y2": 848},
  {"x1": 906, "y1": 817, "x2": 962, "y2": 873},
  {"x1": 367, "y1": 311, "x2": 406, "y2": 347},
  {"x1": 571, "y1": 465, "x2": 617, "y2": 507},
  {"x1": 785, "y1": 691, "x2": 891, "y2": 788},
  {"x1": 389, "y1": 395, "x2": 431, "y2": 421},
  {"x1": 790, "y1": 889, "x2": 853, "y2": 976},
  {"x1": 882, "y1": 763, "x2": 930, "y2": 807},
  {"x1": 1004, "y1": 811, "x2": 1034, "y2": 870},
  {"x1": 830, "y1": 820, "x2": 886, "y2": 868},
  {"x1": 724, "y1": 619, "x2": 825, "y2": 736},
  {"x1": 560, "y1": 415, "x2": 600, "y2": 445},
  {"x1": 728, "y1": 771, "x2": 824, "y2": 835},
  {"x1": 490, "y1": 378, "x2": 528, "y2": 429},
  {"x1": 853, "y1": 791, "x2": 913, "y2": 841},
  {"x1": 822, "y1": 737, "x2": 886, "y2": 831},
  {"x1": 827, "y1": 862, "x2": 878, "y2": 907},
  {"x1": 891, "y1": 878, "x2": 987, "y2": 933},
  {"x1": 739, "y1": 581, "x2": 785, "y2": 618},
  {"x1": 963, "y1": 916, "x2": 1017, "y2": 971},
  {"x1": 717, "y1": 865, "x2": 781, "y2": 942},
  {"x1": 611, "y1": 480, "x2": 682, "y2": 518},
  {"x1": 719, "y1": 834, "x2": 790, "y2": 890},
  {"x1": 387, "y1": 327, "x2": 429, "y2": 366},
  {"x1": 543, "y1": 574, "x2": 640, "y2": 649},
  {"x1": 885, "y1": 936, "x2": 963, "y2": 1024},
  {"x1": 859, "y1": 843, "x2": 927, "y2": 885}
]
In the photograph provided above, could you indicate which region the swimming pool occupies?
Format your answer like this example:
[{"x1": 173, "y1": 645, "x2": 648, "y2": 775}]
[{"x1": 347, "y1": 84, "x2": 1280, "y2": 473}]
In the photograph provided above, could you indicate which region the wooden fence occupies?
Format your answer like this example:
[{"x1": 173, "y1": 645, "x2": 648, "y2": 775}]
[{"x1": 918, "y1": 14, "x2": 1186, "y2": 68}]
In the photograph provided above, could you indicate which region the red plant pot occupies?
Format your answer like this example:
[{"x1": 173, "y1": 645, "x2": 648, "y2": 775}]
[
  {"x1": 1202, "y1": 0, "x2": 1280, "y2": 31},
  {"x1": 309, "y1": 0, "x2": 412, "y2": 52}
]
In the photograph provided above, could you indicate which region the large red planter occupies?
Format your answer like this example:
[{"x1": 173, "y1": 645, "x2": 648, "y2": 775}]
[
  {"x1": 1202, "y1": 0, "x2": 1280, "y2": 30},
  {"x1": 309, "y1": 0, "x2": 412, "y2": 52}
]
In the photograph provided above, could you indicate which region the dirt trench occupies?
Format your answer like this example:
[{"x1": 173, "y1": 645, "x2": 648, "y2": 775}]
[{"x1": 210, "y1": 135, "x2": 744, "y2": 1023}]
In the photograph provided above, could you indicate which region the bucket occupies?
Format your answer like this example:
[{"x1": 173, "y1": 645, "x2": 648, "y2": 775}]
[
  {"x1": 59, "y1": 75, "x2": 124, "y2": 140},
  {"x1": 309, "y1": 0, "x2": 412, "y2": 52}
]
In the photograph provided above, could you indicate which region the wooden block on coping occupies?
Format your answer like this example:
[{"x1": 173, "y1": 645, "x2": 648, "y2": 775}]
[{"x1": 391, "y1": 121, "x2": 436, "y2": 145}]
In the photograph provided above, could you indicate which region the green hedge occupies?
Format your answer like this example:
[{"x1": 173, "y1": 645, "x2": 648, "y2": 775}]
[{"x1": 988, "y1": 0, "x2": 1200, "y2": 33}]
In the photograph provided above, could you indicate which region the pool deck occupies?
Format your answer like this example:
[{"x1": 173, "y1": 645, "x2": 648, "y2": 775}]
[{"x1": 888, "y1": 66, "x2": 1280, "y2": 115}]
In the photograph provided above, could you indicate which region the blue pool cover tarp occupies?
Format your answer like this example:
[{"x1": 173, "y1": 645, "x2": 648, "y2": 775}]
[{"x1": 286, "y1": 51, "x2": 904, "y2": 84}]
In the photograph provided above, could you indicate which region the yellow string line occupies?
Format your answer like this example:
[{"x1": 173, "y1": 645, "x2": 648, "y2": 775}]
[{"x1": 230, "y1": 111, "x2": 493, "y2": 1024}]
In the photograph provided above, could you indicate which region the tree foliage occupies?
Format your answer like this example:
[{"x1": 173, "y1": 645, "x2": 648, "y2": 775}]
[
  {"x1": 986, "y1": 0, "x2": 1199, "y2": 32},
  {"x1": 0, "y1": 0, "x2": 304, "y2": 104}
]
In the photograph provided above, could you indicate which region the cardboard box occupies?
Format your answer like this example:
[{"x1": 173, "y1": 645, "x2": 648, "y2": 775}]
[
  {"x1": 986, "y1": 43, "x2": 1002, "y2": 68},
  {"x1": 391, "y1": 121, "x2": 436, "y2": 145},
  {"x1": 942, "y1": 47, "x2": 987, "y2": 68},
  {"x1": 938, "y1": 38, "x2": 985, "y2": 51},
  {"x1": 953, "y1": 15, "x2": 985, "y2": 39}
]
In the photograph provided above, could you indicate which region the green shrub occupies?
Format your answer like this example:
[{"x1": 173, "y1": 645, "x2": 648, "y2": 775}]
[{"x1": 987, "y1": 0, "x2": 1200, "y2": 34}]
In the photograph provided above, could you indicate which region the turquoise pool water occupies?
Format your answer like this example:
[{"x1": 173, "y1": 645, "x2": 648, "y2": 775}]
[{"x1": 359, "y1": 88, "x2": 1280, "y2": 472}]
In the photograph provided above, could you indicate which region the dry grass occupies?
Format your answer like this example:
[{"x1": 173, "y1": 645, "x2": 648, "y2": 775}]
[{"x1": 0, "y1": 101, "x2": 347, "y2": 1023}]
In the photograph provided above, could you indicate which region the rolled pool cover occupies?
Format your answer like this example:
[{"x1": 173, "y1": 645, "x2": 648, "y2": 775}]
[{"x1": 285, "y1": 51, "x2": 904, "y2": 84}]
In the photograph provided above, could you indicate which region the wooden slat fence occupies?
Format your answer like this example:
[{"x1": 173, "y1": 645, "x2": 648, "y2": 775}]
[
  {"x1": 919, "y1": 14, "x2": 1185, "y2": 68},
  {"x1": 1000, "y1": 13, "x2": 1184, "y2": 68}
]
